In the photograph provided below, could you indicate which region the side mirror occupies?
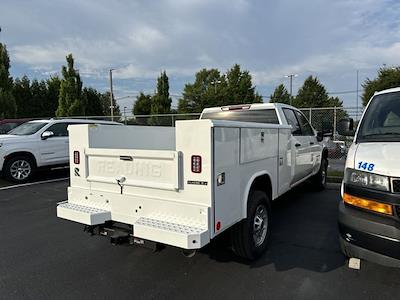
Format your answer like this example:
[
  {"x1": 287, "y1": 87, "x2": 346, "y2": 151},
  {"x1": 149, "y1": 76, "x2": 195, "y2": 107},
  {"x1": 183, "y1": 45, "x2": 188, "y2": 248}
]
[
  {"x1": 316, "y1": 129, "x2": 333, "y2": 142},
  {"x1": 41, "y1": 131, "x2": 54, "y2": 140},
  {"x1": 338, "y1": 118, "x2": 355, "y2": 136}
]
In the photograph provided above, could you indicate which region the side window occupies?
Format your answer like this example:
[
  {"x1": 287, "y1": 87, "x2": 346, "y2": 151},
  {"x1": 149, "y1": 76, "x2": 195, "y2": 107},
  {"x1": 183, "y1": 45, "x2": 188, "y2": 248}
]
[
  {"x1": 46, "y1": 123, "x2": 69, "y2": 137},
  {"x1": 294, "y1": 111, "x2": 314, "y2": 136},
  {"x1": 283, "y1": 108, "x2": 301, "y2": 135}
]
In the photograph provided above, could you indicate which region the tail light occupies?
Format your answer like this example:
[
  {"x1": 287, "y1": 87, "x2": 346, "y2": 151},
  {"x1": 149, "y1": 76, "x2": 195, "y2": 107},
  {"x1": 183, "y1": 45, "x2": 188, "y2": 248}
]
[
  {"x1": 73, "y1": 151, "x2": 80, "y2": 164},
  {"x1": 191, "y1": 155, "x2": 202, "y2": 173}
]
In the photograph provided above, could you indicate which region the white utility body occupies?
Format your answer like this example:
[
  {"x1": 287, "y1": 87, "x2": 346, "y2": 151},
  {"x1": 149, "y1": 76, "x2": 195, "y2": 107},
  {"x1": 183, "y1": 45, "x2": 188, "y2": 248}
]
[{"x1": 57, "y1": 103, "x2": 328, "y2": 259}]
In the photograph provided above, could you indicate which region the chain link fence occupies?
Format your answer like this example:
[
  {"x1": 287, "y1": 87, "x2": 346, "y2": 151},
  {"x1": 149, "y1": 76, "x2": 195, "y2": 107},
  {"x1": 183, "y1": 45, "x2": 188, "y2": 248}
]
[{"x1": 12, "y1": 106, "x2": 362, "y2": 179}]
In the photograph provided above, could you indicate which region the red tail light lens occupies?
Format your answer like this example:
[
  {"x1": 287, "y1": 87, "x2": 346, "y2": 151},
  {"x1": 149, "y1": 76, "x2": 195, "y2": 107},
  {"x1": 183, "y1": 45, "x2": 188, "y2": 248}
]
[
  {"x1": 191, "y1": 155, "x2": 202, "y2": 173},
  {"x1": 73, "y1": 151, "x2": 80, "y2": 164}
]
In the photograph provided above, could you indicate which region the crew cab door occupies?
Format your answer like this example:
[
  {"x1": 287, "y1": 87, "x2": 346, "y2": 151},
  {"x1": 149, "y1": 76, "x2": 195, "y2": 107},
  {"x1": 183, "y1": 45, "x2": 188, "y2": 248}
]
[
  {"x1": 40, "y1": 122, "x2": 70, "y2": 164},
  {"x1": 283, "y1": 108, "x2": 313, "y2": 184},
  {"x1": 294, "y1": 110, "x2": 316, "y2": 175}
]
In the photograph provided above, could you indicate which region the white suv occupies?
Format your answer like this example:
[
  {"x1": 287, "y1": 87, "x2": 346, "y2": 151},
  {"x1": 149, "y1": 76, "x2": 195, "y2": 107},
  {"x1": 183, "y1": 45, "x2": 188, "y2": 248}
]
[{"x1": 0, "y1": 119, "x2": 121, "y2": 183}]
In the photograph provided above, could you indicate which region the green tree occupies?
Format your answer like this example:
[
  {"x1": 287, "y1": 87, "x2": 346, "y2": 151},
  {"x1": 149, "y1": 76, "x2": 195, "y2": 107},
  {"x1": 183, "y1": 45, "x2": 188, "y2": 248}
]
[
  {"x1": 225, "y1": 64, "x2": 262, "y2": 105},
  {"x1": 56, "y1": 54, "x2": 84, "y2": 117},
  {"x1": 30, "y1": 79, "x2": 48, "y2": 117},
  {"x1": 362, "y1": 66, "x2": 400, "y2": 106},
  {"x1": 0, "y1": 43, "x2": 17, "y2": 118},
  {"x1": 100, "y1": 91, "x2": 120, "y2": 117},
  {"x1": 178, "y1": 65, "x2": 261, "y2": 113},
  {"x1": 83, "y1": 87, "x2": 104, "y2": 116},
  {"x1": 45, "y1": 76, "x2": 61, "y2": 117},
  {"x1": 178, "y1": 68, "x2": 223, "y2": 113},
  {"x1": 294, "y1": 76, "x2": 343, "y2": 108},
  {"x1": 151, "y1": 71, "x2": 171, "y2": 114},
  {"x1": 133, "y1": 92, "x2": 152, "y2": 115},
  {"x1": 269, "y1": 84, "x2": 291, "y2": 104},
  {"x1": 13, "y1": 75, "x2": 32, "y2": 117}
]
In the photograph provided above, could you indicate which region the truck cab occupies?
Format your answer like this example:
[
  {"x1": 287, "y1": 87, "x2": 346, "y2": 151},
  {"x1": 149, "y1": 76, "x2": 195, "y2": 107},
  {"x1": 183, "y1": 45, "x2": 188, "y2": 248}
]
[{"x1": 338, "y1": 87, "x2": 400, "y2": 267}]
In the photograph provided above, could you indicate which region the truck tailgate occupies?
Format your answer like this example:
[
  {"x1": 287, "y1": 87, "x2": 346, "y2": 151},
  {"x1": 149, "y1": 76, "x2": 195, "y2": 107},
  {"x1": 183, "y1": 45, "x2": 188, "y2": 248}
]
[{"x1": 85, "y1": 148, "x2": 181, "y2": 191}]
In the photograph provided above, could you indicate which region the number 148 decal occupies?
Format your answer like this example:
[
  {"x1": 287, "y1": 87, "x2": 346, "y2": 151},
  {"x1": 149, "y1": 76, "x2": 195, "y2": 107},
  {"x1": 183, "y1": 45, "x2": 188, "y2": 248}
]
[{"x1": 358, "y1": 161, "x2": 375, "y2": 171}]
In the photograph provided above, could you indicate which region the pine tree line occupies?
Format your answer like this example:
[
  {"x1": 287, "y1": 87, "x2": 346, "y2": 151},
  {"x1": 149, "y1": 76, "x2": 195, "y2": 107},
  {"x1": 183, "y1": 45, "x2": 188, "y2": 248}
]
[{"x1": 0, "y1": 43, "x2": 119, "y2": 119}]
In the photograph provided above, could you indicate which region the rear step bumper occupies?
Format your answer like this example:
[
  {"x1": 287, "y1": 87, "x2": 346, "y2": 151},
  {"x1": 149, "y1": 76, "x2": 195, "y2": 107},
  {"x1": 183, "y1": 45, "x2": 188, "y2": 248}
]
[
  {"x1": 57, "y1": 201, "x2": 209, "y2": 249},
  {"x1": 57, "y1": 202, "x2": 111, "y2": 225}
]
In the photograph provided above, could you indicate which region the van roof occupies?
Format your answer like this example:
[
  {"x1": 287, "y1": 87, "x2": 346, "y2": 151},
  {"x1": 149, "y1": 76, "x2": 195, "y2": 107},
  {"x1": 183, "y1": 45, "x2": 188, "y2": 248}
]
[{"x1": 374, "y1": 87, "x2": 400, "y2": 96}]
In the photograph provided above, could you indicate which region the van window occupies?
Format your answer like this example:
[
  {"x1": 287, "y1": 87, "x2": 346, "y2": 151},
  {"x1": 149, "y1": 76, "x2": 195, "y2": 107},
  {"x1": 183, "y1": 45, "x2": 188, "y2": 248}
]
[
  {"x1": 358, "y1": 92, "x2": 400, "y2": 142},
  {"x1": 201, "y1": 109, "x2": 280, "y2": 124}
]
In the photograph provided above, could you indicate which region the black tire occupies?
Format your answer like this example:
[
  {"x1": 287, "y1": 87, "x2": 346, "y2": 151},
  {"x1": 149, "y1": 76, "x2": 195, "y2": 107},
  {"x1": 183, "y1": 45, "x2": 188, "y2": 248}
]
[
  {"x1": 311, "y1": 158, "x2": 328, "y2": 190},
  {"x1": 4, "y1": 156, "x2": 36, "y2": 183},
  {"x1": 231, "y1": 190, "x2": 271, "y2": 260}
]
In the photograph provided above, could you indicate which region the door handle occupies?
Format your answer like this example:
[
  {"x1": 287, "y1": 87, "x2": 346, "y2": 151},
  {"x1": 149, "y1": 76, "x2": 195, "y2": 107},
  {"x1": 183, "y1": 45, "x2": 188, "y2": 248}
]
[
  {"x1": 295, "y1": 143, "x2": 301, "y2": 147},
  {"x1": 310, "y1": 142, "x2": 314, "y2": 145}
]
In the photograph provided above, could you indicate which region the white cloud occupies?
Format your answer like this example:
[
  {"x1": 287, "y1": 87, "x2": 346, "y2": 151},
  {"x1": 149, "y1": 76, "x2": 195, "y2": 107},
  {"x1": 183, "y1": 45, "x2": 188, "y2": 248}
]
[{"x1": 2, "y1": 0, "x2": 400, "y2": 106}]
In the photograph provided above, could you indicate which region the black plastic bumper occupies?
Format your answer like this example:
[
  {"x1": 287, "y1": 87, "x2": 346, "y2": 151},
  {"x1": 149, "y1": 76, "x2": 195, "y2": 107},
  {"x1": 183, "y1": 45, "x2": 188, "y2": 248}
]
[{"x1": 338, "y1": 199, "x2": 400, "y2": 267}]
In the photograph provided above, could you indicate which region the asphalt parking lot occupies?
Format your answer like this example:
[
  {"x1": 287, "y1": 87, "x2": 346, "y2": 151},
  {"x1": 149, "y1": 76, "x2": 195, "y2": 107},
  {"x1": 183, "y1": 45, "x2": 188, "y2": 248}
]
[{"x1": 1, "y1": 180, "x2": 399, "y2": 299}]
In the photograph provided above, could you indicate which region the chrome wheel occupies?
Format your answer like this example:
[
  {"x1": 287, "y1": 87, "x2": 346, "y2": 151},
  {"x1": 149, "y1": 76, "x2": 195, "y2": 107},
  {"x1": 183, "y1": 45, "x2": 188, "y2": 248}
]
[
  {"x1": 10, "y1": 159, "x2": 32, "y2": 181},
  {"x1": 253, "y1": 204, "x2": 268, "y2": 247}
]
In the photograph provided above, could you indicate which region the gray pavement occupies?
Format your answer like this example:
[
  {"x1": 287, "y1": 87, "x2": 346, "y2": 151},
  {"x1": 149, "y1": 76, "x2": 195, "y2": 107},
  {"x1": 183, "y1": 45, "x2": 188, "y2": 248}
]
[{"x1": 0, "y1": 181, "x2": 399, "y2": 299}]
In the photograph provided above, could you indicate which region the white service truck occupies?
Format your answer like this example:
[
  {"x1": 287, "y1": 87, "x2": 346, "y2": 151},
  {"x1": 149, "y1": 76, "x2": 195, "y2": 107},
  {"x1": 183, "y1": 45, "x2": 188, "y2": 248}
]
[
  {"x1": 57, "y1": 103, "x2": 328, "y2": 259},
  {"x1": 338, "y1": 87, "x2": 400, "y2": 267}
]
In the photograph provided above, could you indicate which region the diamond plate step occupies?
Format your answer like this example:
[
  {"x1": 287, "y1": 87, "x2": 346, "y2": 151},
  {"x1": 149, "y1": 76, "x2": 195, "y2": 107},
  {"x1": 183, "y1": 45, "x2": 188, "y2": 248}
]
[
  {"x1": 57, "y1": 202, "x2": 111, "y2": 225},
  {"x1": 134, "y1": 216, "x2": 209, "y2": 249}
]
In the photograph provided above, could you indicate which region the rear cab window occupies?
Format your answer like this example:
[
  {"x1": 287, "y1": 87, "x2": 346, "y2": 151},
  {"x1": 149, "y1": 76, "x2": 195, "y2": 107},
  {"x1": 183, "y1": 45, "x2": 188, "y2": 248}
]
[{"x1": 201, "y1": 109, "x2": 280, "y2": 124}]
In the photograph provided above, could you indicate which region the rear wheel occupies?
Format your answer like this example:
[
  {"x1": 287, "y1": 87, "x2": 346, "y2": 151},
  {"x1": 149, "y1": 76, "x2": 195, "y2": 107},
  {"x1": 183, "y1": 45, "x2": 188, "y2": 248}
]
[
  {"x1": 312, "y1": 158, "x2": 328, "y2": 190},
  {"x1": 4, "y1": 156, "x2": 36, "y2": 183},
  {"x1": 231, "y1": 190, "x2": 271, "y2": 260}
]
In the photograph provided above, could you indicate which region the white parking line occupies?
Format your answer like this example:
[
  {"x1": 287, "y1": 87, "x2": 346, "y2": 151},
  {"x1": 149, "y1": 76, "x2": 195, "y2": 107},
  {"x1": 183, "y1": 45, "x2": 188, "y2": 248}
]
[{"x1": 0, "y1": 177, "x2": 69, "y2": 191}]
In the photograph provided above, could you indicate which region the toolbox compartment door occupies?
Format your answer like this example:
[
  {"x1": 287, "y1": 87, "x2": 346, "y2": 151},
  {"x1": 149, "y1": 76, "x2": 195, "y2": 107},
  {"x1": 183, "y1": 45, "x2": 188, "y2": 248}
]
[{"x1": 85, "y1": 148, "x2": 181, "y2": 191}]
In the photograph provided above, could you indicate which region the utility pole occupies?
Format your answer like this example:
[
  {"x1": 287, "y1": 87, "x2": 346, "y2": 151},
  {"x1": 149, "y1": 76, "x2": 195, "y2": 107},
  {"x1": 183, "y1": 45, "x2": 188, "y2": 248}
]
[
  {"x1": 123, "y1": 106, "x2": 127, "y2": 125},
  {"x1": 284, "y1": 74, "x2": 298, "y2": 106},
  {"x1": 109, "y1": 69, "x2": 115, "y2": 121}
]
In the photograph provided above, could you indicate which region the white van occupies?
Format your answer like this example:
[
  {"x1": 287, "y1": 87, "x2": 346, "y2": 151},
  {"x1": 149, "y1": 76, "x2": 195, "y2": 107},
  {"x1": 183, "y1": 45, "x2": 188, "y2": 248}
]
[{"x1": 338, "y1": 87, "x2": 400, "y2": 267}]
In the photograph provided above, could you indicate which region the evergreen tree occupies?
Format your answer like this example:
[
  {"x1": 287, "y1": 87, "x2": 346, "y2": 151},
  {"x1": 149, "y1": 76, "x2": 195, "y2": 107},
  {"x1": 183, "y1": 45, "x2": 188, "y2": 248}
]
[
  {"x1": 294, "y1": 76, "x2": 342, "y2": 108},
  {"x1": 56, "y1": 54, "x2": 84, "y2": 117},
  {"x1": 151, "y1": 71, "x2": 171, "y2": 114},
  {"x1": 133, "y1": 92, "x2": 152, "y2": 115},
  {"x1": 45, "y1": 76, "x2": 61, "y2": 117},
  {"x1": 83, "y1": 87, "x2": 104, "y2": 116},
  {"x1": 178, "y1": 65, "x2": 261, "y2": 113},
  {"x1": 362, "y1": 66, "x2": 400, "y2": 106},
  {"x1": 100, "y1": 91, "x2": 120, "y2": 117},
  {"x1": 269, "y1": 84, "x2": 291, "y2": 104},
  {"x1": 13, "y1": 75, "x2": 32, "y2": 117},
  {"x1": 0, "y1": 43, "x2": 17, "y2": 118},
  {"x1": 225, "y1": 64, "x2": 262, "y2": 105},
  {"x1": 178, "y1": 68, "x2": 223, "y2": 113},
  {"x1": 30, "y1": 79, "x2": 48, "y2": 117}
]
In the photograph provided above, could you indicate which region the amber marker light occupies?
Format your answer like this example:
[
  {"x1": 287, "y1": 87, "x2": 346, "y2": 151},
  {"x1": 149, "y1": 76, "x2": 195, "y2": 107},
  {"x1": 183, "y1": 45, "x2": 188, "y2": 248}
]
[{"x1": 343, "y1": 193, "x2": 393, "y2": 216}]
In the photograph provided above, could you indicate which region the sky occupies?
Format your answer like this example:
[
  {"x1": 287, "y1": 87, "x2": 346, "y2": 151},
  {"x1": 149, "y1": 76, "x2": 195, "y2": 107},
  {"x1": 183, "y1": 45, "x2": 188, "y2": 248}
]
[{"x1": 1, "y1": 0, "x2": 400, "y2": 112}]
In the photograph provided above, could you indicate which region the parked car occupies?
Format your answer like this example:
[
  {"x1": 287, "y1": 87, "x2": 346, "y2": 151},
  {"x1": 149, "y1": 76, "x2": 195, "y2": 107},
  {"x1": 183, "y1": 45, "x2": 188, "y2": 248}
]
[
  {"x1": 0, "y1": 119, "x2": 121, "y2": 183},
  {"x1": 338, "y1": 87, "x2": 400, "y2": 268},
  {"x1": 0, "y1": 118, "x2": 32, "y2": 134},
  {"x1": 57, "y1": 103, "x2": 329, "y2": 260},
  {"x1": 327, "y1": 140, "x2": 347, "y2": 159}
]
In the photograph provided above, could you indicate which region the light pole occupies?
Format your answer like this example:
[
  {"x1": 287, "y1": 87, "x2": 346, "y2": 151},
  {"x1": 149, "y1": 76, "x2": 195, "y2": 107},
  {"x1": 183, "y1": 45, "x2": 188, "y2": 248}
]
[
  {"x1": 210, "y1": 80, "x2": 222, "y2": 94},
  {"x1": 109, "y1": 69, "x2": 115, "y2": 121},
  {"x1": 284, "y1": 74, "x2": 298, "y2": 105},
  {"x1": 123, "y1": 106, "x2": 127, "y2": 125}
]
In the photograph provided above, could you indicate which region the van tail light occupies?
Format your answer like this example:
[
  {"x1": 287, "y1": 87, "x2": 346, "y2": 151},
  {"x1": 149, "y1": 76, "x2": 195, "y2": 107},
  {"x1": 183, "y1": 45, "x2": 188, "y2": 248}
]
[
  {"x1": 73, "y1": 151, "x2": 80, "y2": 164},
  {"x1": 191, "y1": 155, "x2": 202, "y2": 173}
]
